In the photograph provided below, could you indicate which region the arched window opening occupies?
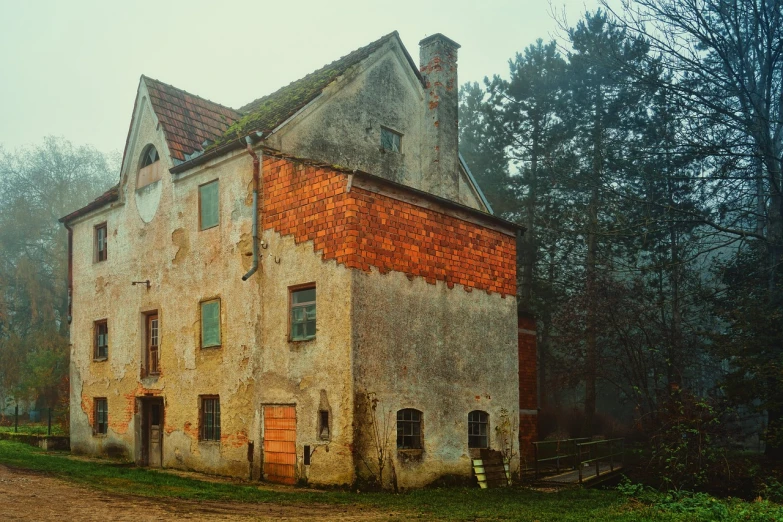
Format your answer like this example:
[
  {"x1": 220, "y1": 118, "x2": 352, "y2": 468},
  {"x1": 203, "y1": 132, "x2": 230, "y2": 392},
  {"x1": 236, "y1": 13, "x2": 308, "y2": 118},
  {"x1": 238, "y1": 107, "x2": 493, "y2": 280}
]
[
  {"x1": 141, "y1": 145, "x2": 159, "y2": 167},
  {"x1": 468, "y1": 410, "x2": 489, "y2": 449},
  {"x1": 396, "y1": 408, "x2": 422, "y2": 449},
  {"x1": 137, "y1": 144, "x2": 162, "y2": 189}
]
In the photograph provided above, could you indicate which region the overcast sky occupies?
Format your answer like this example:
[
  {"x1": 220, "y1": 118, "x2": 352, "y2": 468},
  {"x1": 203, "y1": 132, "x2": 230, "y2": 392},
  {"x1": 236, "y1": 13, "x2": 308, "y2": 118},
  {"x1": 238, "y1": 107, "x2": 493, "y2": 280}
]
[{"x1": 0, "y1": 0, "x2": 599, "y2": 155}]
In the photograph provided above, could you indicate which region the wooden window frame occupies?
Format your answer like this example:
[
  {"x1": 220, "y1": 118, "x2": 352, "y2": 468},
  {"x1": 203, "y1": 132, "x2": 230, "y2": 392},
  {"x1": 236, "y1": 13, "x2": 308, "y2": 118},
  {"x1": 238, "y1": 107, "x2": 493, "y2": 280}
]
[
  {"x1": 380, "y1": 126, "x2": 402, "y2": 153},
  {"x1": 199, "y1": 395, "x2": 221, "y2": 442},
  {"x1": 143, "y1": 311, "x2": 160, "y2": 377},
  {"x1": 200, "y1": 298, "x2": 221, "y2": 349},
  {"x1": 468, "y1": 410, "x2": 489, "y2": 449},
  {"x1": 396, "y1": 408, "x2": 423, "y2": 450},
  {"x1": 93, "y1": 319, "x2": 108, "y2": 361},
  {"x1": 198, "y1": 179, "x2": 220, "y2": 231},
  {"x1": 94, "y1": 398, "x2": 108, "y2": 436},
  {"x1": 140, "y1": 144, "x2": 159, "y2": 168},
  {"x1": 289, "y1": 283, "x2": 316, "y2": 342},
  {"x1": 94, "y1": 222, "x2": 108, "y2": 262}
]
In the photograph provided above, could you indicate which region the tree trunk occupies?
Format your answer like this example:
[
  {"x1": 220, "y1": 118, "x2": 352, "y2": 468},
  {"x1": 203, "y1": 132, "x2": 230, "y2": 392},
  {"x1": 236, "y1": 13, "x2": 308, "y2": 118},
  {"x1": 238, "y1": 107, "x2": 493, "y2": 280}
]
[{"x1": 584, "y1": 88, "x2": 602, "y2": 436}]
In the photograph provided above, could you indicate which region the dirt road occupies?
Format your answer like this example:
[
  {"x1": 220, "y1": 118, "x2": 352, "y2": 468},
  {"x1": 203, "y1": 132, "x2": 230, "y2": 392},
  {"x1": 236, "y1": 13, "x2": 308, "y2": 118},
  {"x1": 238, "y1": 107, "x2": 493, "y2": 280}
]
[{"x1": 0, "y1": 464, "x2": 401, "y2": 521}]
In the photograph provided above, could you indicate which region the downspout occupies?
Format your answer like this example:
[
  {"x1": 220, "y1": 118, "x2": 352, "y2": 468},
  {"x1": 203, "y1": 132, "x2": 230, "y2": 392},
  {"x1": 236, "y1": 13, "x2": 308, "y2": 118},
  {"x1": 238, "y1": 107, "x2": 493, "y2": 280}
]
[
  {"x1": 242, "y1": 134, "x2": 262, "y2": 281},
  {"x1": 65, "y1": 222, "x2": 73, "y2": 324}
]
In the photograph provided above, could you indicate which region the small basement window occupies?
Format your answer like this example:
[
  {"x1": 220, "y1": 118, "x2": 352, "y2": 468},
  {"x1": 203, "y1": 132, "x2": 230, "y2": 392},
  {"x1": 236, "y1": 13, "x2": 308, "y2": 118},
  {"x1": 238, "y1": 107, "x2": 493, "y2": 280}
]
[
  {"x1": 95, "y1": 223, "x2": 108, "y2": 262},
  {"x1": 199, "y1": 180, "x2": 219, "y2": 230},
  {"x1": 468, "y1": 410, "x2": 489, "y2": 449},
  {"x1": 94, "y1": 320, "x2": 108, "y2": 360},
  {"x1": 290, "y1": 285, "x2": 316, "y2": 341},
  {"x1": 381, "y1": 127, "x2": 402, "y2": 152},
  {"x1": 200, "y1": 396, "x2": 221, "y2": 441},
  {"x1": 397, "y1": 408, "x2": 422, "y2": 449},
  {"x1": 94, "y1": 398, "x2": 108, "y2": 435},
  {"x1": 200, "y1": 299, "x2": 221, "y2": 348}
]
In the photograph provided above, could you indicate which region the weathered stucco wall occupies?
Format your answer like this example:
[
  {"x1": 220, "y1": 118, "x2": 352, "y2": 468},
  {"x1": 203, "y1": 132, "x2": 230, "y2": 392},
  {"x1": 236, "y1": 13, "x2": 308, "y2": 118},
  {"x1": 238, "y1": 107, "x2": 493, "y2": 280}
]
[
  {"x1": 351, "y1": 270, "x2": 519, "y2": 489},
  {"x1": 70, "y1": 85, "x2": 259, "y2": 477},
  {"x1": 259, "y1": 154, "x2": 519, "y2": 488},
  {"x1": 254, "y1": 229, "x2": 355, "y2": 485},
  {"x1": 265, "y1": 38, "x2": 484, "y2": 211}
]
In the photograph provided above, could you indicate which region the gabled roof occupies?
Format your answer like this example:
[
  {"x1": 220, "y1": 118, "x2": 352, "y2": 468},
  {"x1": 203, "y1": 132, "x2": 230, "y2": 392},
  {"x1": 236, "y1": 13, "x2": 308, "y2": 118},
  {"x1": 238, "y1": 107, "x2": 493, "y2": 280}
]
[
  {"x1": 59, "y1": 184, "x2": 119, "y2": 223},
  {"x1": 142, "y1": 76, "x2": 243, "y2": 163},
  {"x1": 211, "y1": 31, "x2": 422, "y2": 149}
]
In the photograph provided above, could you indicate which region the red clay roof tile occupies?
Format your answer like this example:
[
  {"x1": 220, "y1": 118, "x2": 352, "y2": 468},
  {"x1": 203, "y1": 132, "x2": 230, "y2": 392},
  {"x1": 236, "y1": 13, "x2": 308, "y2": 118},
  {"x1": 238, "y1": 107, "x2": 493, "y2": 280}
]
[{"x1": 142, "y1": 76, "x2": 242, "y2": 162}]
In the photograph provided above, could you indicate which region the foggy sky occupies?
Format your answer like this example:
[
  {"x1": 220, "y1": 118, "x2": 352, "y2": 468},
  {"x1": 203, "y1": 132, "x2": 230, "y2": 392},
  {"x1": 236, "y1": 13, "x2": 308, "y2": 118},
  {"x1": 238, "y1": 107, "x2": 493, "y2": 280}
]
[{"x1": 0, "y1": 0, "x2": 598, "y2": 155}]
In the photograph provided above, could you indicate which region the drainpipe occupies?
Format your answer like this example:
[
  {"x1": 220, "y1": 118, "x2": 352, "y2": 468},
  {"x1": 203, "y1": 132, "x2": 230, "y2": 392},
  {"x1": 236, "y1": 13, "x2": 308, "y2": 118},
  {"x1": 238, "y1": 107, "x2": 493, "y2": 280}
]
[
  {"x1": 65, "y1": 222, "x2": 73, "y2": 324},
  {"x1": 242, "y1": 135, "x2": 262, "y2": 281}
]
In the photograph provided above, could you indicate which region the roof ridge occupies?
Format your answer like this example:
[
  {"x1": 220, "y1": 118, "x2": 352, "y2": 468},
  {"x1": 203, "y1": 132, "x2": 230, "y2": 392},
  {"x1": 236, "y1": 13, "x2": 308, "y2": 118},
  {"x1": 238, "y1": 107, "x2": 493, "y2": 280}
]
[
  {"x1": 237, "y1": 31, "x2": 400, "y2": 114},
  {"x1": 141, "y1": 75, "x2": 242, "y2": 116}
]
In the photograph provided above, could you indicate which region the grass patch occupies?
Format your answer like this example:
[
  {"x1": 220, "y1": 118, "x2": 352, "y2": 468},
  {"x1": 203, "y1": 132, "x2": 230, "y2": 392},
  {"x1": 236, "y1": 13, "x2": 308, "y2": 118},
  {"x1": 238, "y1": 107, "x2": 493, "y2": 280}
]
[{"x1": 0, "y1": 440, "x2": 780, "y2": 521}]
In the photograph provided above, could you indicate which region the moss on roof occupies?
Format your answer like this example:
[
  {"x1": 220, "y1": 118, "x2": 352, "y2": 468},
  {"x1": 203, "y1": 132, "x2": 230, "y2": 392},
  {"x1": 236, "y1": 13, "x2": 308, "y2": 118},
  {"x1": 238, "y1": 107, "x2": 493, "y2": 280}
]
[{"x1": 212, "y1": 31, "x2": 400, "y2": 148}]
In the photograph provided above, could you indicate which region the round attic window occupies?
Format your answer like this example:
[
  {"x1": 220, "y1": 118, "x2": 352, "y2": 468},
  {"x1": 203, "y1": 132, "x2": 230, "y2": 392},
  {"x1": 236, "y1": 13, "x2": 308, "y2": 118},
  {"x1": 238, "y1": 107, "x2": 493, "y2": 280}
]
[
  {"x1": 141, "y1": 145, "x2": 159, "y2": 167},
  {"x1": 137, "y1": 144, "x2": 162, "y2": 190},
  {"x1": 135, "y1": 144, "x2": 163, "y2": 223}
]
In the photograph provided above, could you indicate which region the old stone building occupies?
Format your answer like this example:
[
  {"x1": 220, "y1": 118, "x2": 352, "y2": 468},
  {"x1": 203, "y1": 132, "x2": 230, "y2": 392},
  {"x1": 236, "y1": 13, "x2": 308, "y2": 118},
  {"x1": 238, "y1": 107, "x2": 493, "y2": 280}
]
[{"x1": 60, "y1": 31, "x2": 537, "y2": 488}]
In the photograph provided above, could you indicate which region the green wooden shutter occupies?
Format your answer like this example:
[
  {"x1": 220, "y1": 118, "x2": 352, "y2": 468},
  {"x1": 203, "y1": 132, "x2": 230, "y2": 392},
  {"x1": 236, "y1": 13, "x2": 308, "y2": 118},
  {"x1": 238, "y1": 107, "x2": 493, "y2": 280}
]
[
  {"x1": 200, "y1": 181, "x2": 219, "y2": 229},
  {"x1": 201, "y1": 300, "x2": 221, "y2": 347}
]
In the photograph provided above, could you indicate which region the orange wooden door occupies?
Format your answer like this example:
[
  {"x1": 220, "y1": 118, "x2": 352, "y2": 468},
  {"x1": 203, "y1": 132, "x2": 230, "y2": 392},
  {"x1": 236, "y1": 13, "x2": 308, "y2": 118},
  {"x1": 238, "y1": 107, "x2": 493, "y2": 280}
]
[{"x1": 263, "y1": 406, "x2": 296, "y2": 484}]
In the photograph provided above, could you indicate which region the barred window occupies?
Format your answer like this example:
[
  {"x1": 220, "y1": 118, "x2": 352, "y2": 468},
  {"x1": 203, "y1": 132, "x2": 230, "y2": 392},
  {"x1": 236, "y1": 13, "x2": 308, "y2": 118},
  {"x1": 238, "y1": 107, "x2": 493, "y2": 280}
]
[
  {"x1": 290, "y1": 286, "x2": 316, "y2": 341},
  {"x1": 468, "y1": 410, "x2": 489, "y2": 449},
  {"x1": 94, "y1": 398, "x2": 108, "y2": 435},
  {"x1": 201, "y1": 396, "x2": 221, "y2": 441},
  {"x1": 396, "y1": 408, "x2": 422, "y2": 449}
]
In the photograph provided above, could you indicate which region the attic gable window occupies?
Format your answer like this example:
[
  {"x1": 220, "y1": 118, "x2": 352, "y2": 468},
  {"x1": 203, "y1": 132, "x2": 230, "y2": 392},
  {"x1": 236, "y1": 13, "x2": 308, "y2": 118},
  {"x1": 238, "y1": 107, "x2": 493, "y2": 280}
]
[
  {"x1": 137, "y1": 144, "x2": 162, "y2": 189},
  {"x1": 381, "y1": 127, "x2": 401, "y2": 152},
  {"x1": 141, "y1": 146, "x2": 159, "y2": 167}
]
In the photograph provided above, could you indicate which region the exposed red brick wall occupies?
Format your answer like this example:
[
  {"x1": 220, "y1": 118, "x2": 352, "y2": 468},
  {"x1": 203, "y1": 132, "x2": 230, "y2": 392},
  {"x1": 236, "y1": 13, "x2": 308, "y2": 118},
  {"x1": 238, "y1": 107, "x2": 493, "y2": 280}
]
[
  {"x1": 519, "y1": 414, "x2": 538, "y2": 468},
  {"x1": 262, "y1": 156, "x2": 516, "y2": 296},
  {"x1": 518, "y1": 314, "x2": 538, "y2": 467}
]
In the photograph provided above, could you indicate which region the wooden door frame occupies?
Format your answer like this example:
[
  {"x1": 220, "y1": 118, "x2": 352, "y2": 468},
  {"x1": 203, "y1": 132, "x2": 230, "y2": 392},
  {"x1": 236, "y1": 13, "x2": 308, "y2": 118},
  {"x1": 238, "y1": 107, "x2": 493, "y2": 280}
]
[{"x1": 139, "y1": 397, "x2": 164, "y2": 467}]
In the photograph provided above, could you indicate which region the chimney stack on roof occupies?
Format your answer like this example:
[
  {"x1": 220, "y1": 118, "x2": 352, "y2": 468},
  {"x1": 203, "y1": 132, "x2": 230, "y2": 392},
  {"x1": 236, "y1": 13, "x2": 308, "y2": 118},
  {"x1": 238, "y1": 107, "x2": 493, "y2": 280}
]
[{"x1": 419, "y1": 33, "x2": 461, "y2": 201}]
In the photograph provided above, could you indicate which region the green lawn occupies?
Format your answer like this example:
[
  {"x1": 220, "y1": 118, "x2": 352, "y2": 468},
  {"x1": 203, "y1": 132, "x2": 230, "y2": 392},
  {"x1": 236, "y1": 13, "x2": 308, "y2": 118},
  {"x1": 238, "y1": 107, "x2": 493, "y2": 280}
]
[{"x1": 0, "y1": 440, "x2": 780, "y2": 521}]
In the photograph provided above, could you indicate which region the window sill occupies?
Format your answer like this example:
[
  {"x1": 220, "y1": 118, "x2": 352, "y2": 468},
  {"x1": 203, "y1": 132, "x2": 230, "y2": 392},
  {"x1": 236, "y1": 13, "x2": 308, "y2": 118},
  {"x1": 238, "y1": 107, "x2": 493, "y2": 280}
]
[
  {"x1": 200, "y1": 345, "x2": 221, "y2": 350},
  {"x1": 397, "y1": 448, "x2": 423, "y2": 462},
  {"x1": 92, "y1": 357, "x2": 108, "y2": 362},
  {"x1": 199, "y1": 439, "x2": 221, "y2": 445},
  {"x1": 199, "y1": 224, "x2": 219, "y2": 232},
  {"x1": 92, "y1": 433, "x2": 108, "y2": 438},
  {"x1": 288, "y1": 337, "x2": 316, "y2": 344}
]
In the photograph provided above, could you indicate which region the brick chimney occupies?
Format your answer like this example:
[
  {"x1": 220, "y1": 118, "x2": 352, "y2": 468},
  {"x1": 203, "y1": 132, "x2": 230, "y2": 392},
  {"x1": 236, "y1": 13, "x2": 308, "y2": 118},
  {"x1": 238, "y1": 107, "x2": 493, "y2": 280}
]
[{"x1": 419, "y1": 33, "x2": 460, "y2": 201}]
